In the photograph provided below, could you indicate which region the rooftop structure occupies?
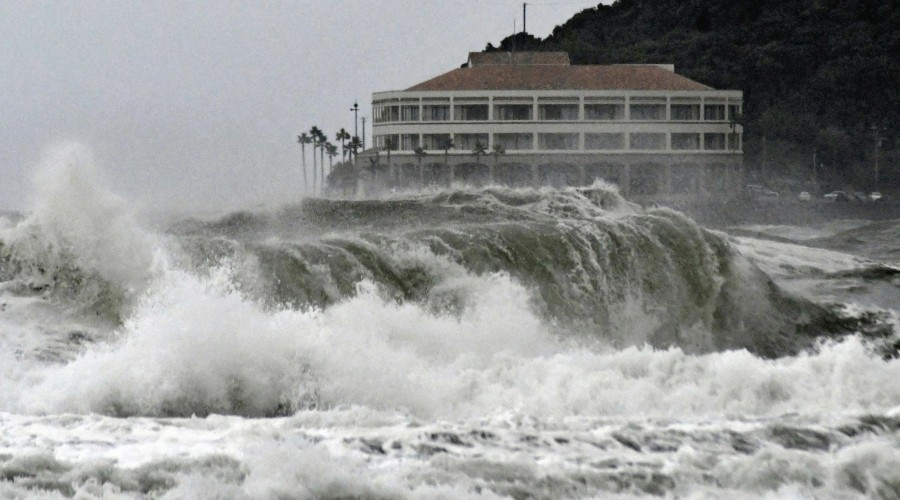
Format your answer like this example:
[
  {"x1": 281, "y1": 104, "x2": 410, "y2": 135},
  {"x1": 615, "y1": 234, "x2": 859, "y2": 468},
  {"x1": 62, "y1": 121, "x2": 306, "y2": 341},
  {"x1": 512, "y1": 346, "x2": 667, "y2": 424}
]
[{"x1": 368, "y1": 52, "x2": 743, "y2": 196}]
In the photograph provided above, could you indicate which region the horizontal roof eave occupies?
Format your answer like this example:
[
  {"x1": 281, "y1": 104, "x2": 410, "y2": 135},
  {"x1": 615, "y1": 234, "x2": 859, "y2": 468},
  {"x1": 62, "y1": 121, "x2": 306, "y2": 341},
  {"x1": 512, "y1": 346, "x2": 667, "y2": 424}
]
[{"x1": 405, "y1": 64, "x2": 715, "y2": 92}]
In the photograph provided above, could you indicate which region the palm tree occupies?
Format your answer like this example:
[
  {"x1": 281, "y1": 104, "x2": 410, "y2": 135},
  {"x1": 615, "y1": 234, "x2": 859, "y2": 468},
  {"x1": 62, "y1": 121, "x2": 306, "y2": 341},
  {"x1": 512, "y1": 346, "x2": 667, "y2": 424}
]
[
  {"x1": 441, "y1": 137, "x2": 455, "y2": 185},
  {"x1": 316, "y1": 131, "x2": 327, "y2": 191},
  {"x1": 472, "y1": 140, "x2": 487, "y2": 164},
  {"x1": 490, "y1": 143, "x2": 506, "y2": 185},
  {"x1": 297, "y1": 132, "x2": 312, "y2": 191},
  {"x1": 309, "y1": 126, "x2": 323, "y2": 194},
  {"x1": 367, "y1": 150, "x2": 381, "y2": 182},
  {"x1": 348, "y1": 136, "x2": 362, "y2": 163},
  {"x1": 325, "y1": 142, "x2": 338, "y2": 174},
  {"x1": 336, "y1": 129, "x2": 351, "y2": 162},
  {"x1": 413, "y1": 146, "x2": 428, "y2": 185},
  {"x1": 383, "y1": 137, "x2": 396, "y2": 185}
]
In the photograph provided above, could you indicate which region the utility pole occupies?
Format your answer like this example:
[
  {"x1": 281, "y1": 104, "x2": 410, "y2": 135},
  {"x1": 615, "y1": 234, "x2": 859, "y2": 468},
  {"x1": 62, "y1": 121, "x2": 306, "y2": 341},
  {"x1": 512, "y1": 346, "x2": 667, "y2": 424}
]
[
  {"x1": 361, "y1": 116, "x2": 367, "y2": 150},
  {"x1": 350, "y1": 102, "x2": 359, "y2": 140}
]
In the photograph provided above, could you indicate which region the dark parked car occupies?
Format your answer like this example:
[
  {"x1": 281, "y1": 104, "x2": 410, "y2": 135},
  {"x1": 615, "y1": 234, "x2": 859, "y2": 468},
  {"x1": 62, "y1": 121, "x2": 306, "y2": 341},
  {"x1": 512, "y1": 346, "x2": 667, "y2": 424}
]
[{"x1": 824, "y1": 191, "x2": 850, "y2": 202}]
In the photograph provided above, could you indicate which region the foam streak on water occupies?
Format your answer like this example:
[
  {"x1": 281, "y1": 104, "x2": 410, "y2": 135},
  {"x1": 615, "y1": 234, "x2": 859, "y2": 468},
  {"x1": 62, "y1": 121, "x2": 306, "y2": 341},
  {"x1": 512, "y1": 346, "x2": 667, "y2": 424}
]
[{"x1": 0, "y1": 145, "x2": 897, "y2": 498}]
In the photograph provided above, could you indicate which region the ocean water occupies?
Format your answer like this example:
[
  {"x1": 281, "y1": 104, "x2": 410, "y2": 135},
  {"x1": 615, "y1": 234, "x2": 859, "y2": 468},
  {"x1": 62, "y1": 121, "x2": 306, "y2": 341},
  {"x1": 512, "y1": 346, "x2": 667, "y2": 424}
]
[{"x1": 1, "y1": 145, "x2": 898, "y2": 499}]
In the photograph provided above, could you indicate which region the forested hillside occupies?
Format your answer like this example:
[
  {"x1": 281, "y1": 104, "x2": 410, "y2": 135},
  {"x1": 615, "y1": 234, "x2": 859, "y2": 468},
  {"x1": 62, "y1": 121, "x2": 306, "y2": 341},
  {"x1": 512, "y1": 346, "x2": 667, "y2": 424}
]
[{"x1": 486, "y1": 0, "x2": 899, "y2": 191}]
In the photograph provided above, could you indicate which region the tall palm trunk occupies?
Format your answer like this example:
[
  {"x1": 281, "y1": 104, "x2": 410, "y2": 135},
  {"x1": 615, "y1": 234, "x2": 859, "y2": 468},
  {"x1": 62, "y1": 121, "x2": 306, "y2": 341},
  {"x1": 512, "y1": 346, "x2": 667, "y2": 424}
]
[
  {"x1": 301, "y1": 144, "x2": 308, "y2": 189},
  {"x1": 312, "y1": 143, "x2": 318, "y2": 195}
]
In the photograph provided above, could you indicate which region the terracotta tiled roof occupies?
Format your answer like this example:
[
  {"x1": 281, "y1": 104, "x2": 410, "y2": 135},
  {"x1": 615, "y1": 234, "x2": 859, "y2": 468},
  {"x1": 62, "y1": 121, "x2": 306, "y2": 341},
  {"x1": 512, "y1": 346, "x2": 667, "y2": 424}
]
[
  {"x1": 407, "y1": 64, "x2": 713, "y2": 92},
  {"x1": 467, "y1": 51, "x2": 570, "y2": 66}
]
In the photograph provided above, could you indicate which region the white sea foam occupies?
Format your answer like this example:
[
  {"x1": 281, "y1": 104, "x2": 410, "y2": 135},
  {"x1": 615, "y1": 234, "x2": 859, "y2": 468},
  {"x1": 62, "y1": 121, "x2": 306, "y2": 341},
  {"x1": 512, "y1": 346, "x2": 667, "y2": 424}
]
[
  {"x1": 1, "y1": 408, "x2": 897, "y2": 499},
  {"x1": 7, "y1": 249, "x2": 899, "y2": 421}
]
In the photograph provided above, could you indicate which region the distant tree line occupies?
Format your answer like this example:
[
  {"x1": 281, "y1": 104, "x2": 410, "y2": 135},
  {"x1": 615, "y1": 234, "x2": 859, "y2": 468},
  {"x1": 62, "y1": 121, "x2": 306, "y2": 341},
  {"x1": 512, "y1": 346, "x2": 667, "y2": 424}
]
[{"x1": 485, "y1": 0, "x2": 899, "y2": 192}]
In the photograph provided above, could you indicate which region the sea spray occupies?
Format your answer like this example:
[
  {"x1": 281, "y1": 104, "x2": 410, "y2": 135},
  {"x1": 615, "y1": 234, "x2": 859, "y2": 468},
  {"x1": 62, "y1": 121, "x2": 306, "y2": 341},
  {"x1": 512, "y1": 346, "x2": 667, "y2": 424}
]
[
  {"x1": 1, "y1": 144, "x2": 157, "y2": 312},
  {"x1": 1, "y1": 145, "x2": 899, "y2": 498}
]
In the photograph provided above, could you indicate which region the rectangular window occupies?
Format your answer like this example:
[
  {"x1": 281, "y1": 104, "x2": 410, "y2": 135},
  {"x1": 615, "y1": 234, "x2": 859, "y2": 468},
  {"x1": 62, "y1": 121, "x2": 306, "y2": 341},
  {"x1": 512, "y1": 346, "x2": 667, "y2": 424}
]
[
  {"x1": 630, "y1": 104, "x2": 666, "y2": 120},
  {"x1": 728, "y1": 104, "x2": 741, "y2": 121},
  {"x1": 374, "y1": 106, "x2": 386, "y2": 124},
  {"x1": 423, "y1": 105, "x2": 450, "y2": 121},
  {"x1": 704, "y1": 133, "x2": 726, "y2": 150},
  {"x1": 422, "y1": 133, "x2": 451, "y2": 150},
  {"x1": 630, "y1": 133, "x2": 666, "y2": 150},
  {"x1": 584, "y1": 133, "x2": 624, "y2": 150},
  {"x1": 538, "y1": 104, "x2": 579, "y2": 120},
  {"x1": 400, "y1": 134, "x2": 420, "y2": 151},
  {"x1": 376, "y1": 106, "x2": 399, "y2": 123},
  {"x1": 704, "y1": 105, "x2": 725, "y2": 121},
  {"x1": 375, "y1": 134, "x2": 400, "y2": 150},
  {"x1": 538, "y1": 133, "x2": 579, "y2": 150},
  {"x1": 454, "y1": 104, "x2": 489, "y2": 121},
  {"x1": 671, "y1": 104, "x2": 700, "y2": 121},
  {"x1": 671, "y1": 133, "x2": 700, "y2": 150},
  {"x1": 494, "y1": 104, "x2": 532, "y2": 120},
  {"x1": 584, "y1": 103, "x2": 625, "y2": 120},
  {"x1": 400, "y1": 105, "x2": 419, "y2": 122},
  {"x1": 456, "y1": 133, "x2": 489, "y2": 151},
  {"x1": 495, "y1": 133, "x2": 533, "y2": 150}
]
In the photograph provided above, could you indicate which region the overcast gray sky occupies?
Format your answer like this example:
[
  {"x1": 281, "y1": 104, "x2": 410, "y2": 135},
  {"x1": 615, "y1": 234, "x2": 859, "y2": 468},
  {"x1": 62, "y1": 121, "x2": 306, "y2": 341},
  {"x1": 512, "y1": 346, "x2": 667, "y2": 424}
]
[{"x1": 1, "y1": 0, "x2": 607, "y2": 212}]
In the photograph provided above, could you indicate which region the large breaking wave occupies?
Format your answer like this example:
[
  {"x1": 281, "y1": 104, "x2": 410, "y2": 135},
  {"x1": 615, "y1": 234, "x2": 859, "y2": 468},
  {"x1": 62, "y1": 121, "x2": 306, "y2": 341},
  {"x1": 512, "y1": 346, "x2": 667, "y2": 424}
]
[{"x1": 0, "y1": 144, "x2": 896, "y2": 421}]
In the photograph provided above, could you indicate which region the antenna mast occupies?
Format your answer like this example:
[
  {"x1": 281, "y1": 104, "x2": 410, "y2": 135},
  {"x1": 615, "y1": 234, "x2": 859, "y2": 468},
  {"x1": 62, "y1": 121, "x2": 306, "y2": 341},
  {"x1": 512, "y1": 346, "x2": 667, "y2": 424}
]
[{"x1": 523, "y1": 3, "x2": 527, "y2": 33}]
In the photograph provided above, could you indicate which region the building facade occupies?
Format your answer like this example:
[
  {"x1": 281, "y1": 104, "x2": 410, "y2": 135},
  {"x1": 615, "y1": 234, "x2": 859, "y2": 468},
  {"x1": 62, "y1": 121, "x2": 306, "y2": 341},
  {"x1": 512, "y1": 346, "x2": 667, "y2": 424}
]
[{"x1": 369, "y1": 52, "x2": 742, "y2": 196}]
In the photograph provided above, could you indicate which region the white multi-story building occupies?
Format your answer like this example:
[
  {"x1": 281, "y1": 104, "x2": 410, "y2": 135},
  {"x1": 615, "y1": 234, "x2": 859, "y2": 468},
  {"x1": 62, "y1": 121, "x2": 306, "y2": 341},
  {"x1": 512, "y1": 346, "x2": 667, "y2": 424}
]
[{"x1": 369, "y1": 52, "x2": 742, "y2": 195}]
